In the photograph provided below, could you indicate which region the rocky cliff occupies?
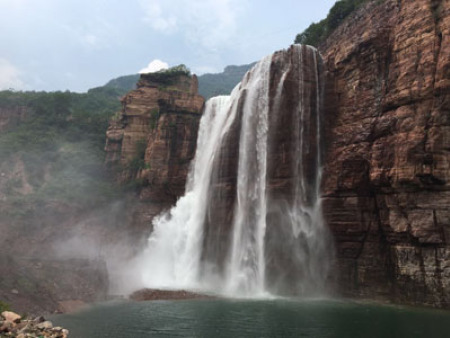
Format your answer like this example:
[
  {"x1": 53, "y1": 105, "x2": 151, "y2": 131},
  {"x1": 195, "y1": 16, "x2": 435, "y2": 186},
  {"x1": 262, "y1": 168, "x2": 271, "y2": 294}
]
[
  {"x1": 105, "y1": 71, "x2": 204, "y2": 237},
  {"x1": 320, "y1": 0, "x2": 450, "y2": 307},
  {"x1": 104, "y1": 0, "x2": 449, "y2": 308}
]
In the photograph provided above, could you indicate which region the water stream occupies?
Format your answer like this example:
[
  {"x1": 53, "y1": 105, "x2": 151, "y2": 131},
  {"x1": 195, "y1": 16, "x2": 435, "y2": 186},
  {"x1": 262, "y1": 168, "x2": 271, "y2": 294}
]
[{"x1": 137, "y1": 44, "x2": 332, "y2": 297}]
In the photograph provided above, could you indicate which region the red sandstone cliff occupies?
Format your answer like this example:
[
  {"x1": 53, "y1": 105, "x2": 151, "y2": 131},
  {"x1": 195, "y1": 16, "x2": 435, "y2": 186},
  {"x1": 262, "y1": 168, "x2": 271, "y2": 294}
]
[
  {"x1": 105, "y1": 0, "x2": 449, "y2": 308},
  {"x1": 320, "y1": 0, "x2": 450, "y2": 307},
  {"x1": 105, "y1": 72, "x2": 204, "y2": 235}
]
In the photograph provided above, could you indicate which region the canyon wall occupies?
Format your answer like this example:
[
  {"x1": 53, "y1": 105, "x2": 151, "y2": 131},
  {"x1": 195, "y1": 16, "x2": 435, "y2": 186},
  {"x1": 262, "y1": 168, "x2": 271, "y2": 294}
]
[
  {"x1": 320, "y1": 0, "x2": 450, "y2": 307},
  {"x1": 104, "y1": 0, "x2": 450, "y2": 307},
  {"x1": 105, "y1": 72, "x2": 204, "y2": 239}
]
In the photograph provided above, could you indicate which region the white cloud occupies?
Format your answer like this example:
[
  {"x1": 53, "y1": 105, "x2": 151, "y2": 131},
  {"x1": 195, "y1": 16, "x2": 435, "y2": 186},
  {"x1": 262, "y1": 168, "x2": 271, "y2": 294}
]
[
  {"x1": 61, "y1": 17, "x2": 117, "y2": 50},
  {"x1": 138, "y1": 0, "x2": 247, "y2": 51},
  {"x1": 139, "y1": 59, "x2": 169, "y2": 73},
  {"x1": 139, "y1": 1, "x2": 177, "y2": 33},
  {"x1": 83, "y1": 34, "x2": 98, "y2": 46},
  {"x1": 0, "y1": 58, "x2": 24, "y2": 90}
]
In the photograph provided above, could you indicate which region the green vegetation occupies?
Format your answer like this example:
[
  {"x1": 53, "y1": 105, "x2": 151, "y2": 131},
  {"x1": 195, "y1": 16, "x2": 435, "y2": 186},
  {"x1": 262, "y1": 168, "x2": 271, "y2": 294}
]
[
  {"x1": 75, "y1": 64, "x2": 256, "y2": 101},
  {"x1": 197, "y1": 63, "x2": 255, "y2": 99},
  {"x1": 0, "y1": 85, "x2": 125, "y2": 214},
  {"x1": 143, "y1": 64, "x2": 191, "y2": 86},
  {"x1": 294, "y1": 0, "x2": 376, "y2": 47},
  {"x1": 0, "y1": 300, "x2": 11, "y2": 312},
  {"x1": 127, "y1": 139, "x2": 149, "y2": 175},
  {"x1": 102, "y1": 74, "x2": 139, "y2": 92},
  {"x1": 148, "y1": 108, "x2": 159, "y2": 130}
]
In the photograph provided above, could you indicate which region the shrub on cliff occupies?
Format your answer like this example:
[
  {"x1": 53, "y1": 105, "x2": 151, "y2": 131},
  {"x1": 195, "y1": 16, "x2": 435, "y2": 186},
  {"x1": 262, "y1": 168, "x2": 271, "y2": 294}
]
[
  {"x1": 295, "y1": 0, "x2": 375, "y2": 47},
  {"x1": 142, "y1": 64, "x2": 191, "y2": 86},
  {"x1": 0, "y1": 300, "x2": 11, "y2": 312}
]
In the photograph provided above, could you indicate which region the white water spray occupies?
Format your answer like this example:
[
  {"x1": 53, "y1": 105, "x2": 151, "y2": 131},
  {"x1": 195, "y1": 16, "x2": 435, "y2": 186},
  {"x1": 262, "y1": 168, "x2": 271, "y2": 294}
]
[{"x1": 138, "y1": 45, "x2": 332, "y2": 297}]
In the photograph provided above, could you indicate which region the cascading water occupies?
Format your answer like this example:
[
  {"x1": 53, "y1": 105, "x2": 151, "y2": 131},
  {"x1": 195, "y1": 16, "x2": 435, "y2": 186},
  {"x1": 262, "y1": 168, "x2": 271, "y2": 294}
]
[{"x1": 138, "y1": 44, "x2": 332, "y2": 297}]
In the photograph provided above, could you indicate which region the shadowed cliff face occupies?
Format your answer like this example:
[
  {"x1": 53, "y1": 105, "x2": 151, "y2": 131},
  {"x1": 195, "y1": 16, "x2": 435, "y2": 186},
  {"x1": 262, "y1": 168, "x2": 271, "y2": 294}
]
[
  {"x1": 105, "y1": 73, "x2": 205, "y2": 238},
  {"x1": 130, "y1": 46, "x2": 332, "y2": 297},
  {"x1": 199, "y1": 46, "x2": 331, "y2": 295},
  {"x1": 106, "y1": 0, "x2": 449, "y2": 308},
  {"x1": 320, "y1": 0, "x2": 450, "y2": 307}
]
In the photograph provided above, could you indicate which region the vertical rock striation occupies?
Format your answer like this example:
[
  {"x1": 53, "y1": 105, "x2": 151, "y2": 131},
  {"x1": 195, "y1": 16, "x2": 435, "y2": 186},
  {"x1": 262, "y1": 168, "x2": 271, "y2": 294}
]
[
  {"x1": 137, "y1": 45, "x2": 332, "y2": 297},
  {"x1": 105, "y1": 72, "x2": 204, "y2": 235},
  {"x1": 320, "y1": 0, "x2": 450, "y2": 307}
]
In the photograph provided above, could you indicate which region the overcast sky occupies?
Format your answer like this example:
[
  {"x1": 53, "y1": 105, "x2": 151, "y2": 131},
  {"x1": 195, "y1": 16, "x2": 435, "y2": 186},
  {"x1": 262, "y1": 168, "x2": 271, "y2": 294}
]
[{"x1": 0, "y1": 0, "x2": 336, "y2": 92}]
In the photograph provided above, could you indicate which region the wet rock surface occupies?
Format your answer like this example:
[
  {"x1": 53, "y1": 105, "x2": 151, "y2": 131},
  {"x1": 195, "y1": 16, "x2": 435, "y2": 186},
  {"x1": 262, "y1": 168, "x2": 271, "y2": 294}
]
[
  {"x1": 320, "y1": 0, "x2": 450, "y2": 307},
  {"x1": 130, "y1": 289, "x2": 214, "y2": 301},
  {"x1": 105, "y1": 73, "x2": 205, "y2": 240}
]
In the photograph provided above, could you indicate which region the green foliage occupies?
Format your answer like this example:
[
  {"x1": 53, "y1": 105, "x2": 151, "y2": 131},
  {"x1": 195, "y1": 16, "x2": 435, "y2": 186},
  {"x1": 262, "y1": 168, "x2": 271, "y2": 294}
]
[
  {"x1": 0, "y1": 84, "x2": 124, "y2": 212},
  {"x1": 126, "y1": 139, "x2": 149, "y2": 175},
  {"x1": 164, "y1": 64, "x2": 191, "y2": 76},
  {"x1": 0, "y1": 300, "x2": 11, "y2": 312},
  {"x1": 197, "y1": 63, "x2": 255, "y2": 99},
  {"x1": 143, "y1": 64, "x2": 191, "y2": 86},
  {"x1": 148, "y1": 108, "x2": 159, "y2": 130},
  {"x1": 294, "y1": 0, "x2": 378, "y2": 47},
  {"x1": 294, "y1": 19, "x2": 327, "y2": 47},
  {"x1": 102, "y1": 74, "x2": 139, "y2": 92}
]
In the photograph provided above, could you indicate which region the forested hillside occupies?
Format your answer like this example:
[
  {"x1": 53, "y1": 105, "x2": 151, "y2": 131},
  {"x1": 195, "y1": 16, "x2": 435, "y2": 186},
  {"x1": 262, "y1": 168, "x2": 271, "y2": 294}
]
[
  {"x1": 294, "y1": 0, "x2": 375, "y2": 46},
  {"x1": 0, "y1": 87, "x2": 128, "y2": 225},
  {"x1": 197, "y1": 63, "x2": 255, "y2": 99}
]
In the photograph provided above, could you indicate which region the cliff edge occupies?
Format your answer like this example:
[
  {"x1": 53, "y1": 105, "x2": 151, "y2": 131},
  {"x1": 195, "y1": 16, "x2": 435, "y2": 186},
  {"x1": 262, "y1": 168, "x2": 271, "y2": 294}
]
[
  {"x1": 320, "y1": 0, "x2": 450, "y2": 307},
  {"x1": 105, "y1": 70, "x2": 205, "y2": 239}
]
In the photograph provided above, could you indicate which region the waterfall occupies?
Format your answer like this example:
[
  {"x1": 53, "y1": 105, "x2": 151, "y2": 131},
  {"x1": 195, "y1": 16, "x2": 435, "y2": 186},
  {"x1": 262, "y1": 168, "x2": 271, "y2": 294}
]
[{"x1": 138, "y1": 44, "x2": 332, "y2": 297}]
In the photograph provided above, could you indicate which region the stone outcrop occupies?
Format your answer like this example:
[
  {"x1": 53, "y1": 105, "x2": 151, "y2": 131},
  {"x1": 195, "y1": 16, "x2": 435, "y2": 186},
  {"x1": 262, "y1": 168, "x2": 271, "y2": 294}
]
[
  {"x1": 129, "y1": 289, "x2": 214, "y2": 301},
  {"x1": 105, "y1": 72, "x2": 204, "y2": 235},
  {"x1": 0, "y1": 311, "x2": 69, "y2": 337},
  {"x1": 319, "y1": 0, "x2": 450, "y2": 307}
]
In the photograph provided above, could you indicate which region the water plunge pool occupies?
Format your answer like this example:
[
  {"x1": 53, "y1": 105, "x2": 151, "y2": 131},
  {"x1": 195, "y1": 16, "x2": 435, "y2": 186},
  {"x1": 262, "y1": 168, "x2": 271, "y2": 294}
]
[{"x1": 52, "y1": 298, "x2": 450, "y2": 337}]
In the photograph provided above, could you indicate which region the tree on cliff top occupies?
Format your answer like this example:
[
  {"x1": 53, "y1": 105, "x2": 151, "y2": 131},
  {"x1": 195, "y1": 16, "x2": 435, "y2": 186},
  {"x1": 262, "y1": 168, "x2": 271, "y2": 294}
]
[{"x1": 295, "y1": 0, "x2": 373, "y2": 47}]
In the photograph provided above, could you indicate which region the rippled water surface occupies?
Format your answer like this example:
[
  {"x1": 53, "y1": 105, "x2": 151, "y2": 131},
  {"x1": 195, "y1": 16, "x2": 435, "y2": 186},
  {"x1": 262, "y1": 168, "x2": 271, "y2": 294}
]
[{"x1": 52, "y1": 299, "x2": 450, "y2": 338}]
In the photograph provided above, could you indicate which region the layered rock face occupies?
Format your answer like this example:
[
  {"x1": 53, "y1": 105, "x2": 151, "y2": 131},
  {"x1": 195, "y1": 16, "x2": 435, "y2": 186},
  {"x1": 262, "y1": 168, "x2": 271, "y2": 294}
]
[
  {"x1": 199, "y1": 46, "x2": 331, "y2": 294},
  {"x1": 105, "y1": 72, "x2": 204, "y2": 233},
  {"x1": 320, "y1": 0, "x2": 450, "y2": 307},
  {"x1": 136, "y1": 46, "x2": 331, "y2": 296}
]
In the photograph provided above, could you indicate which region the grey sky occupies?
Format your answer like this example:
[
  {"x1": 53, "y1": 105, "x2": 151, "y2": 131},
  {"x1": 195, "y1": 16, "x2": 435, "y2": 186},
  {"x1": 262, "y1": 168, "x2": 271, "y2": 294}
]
[{"x1": 0, "y1": 0, "x2": 336, "y2": 92}]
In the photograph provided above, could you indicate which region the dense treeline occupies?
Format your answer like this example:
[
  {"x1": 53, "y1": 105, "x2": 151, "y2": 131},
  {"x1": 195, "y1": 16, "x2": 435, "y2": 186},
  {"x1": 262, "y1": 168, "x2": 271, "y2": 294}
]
[
  {"x1": 0, "y1": 86, "x2": 127, "y2": 213},
  {"x1": 198, "y1": 63, "x2": 255, "y2": 99},
  {"x1": 295, "y1": 0, "x2": 376, "y2": 47}
]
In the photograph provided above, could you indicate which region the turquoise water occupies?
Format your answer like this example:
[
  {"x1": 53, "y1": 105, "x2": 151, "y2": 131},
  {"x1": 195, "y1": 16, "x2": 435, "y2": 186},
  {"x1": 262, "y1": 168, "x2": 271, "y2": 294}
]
[{"x1": 52, "y1": 299, "x2": 450, "y2": 338}]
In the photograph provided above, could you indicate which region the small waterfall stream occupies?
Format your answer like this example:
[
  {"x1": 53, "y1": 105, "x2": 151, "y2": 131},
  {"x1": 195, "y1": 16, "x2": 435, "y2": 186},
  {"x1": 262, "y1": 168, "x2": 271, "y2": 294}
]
[{"x1": 138, "y1": 44, "x2": 332, "y2": 297}]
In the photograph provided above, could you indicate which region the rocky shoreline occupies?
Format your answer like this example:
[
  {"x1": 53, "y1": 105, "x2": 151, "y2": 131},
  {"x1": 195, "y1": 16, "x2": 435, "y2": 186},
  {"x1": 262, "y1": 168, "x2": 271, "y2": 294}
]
[{"x1": 0, "y1": 311, "x2": 68, "y2": 338}]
